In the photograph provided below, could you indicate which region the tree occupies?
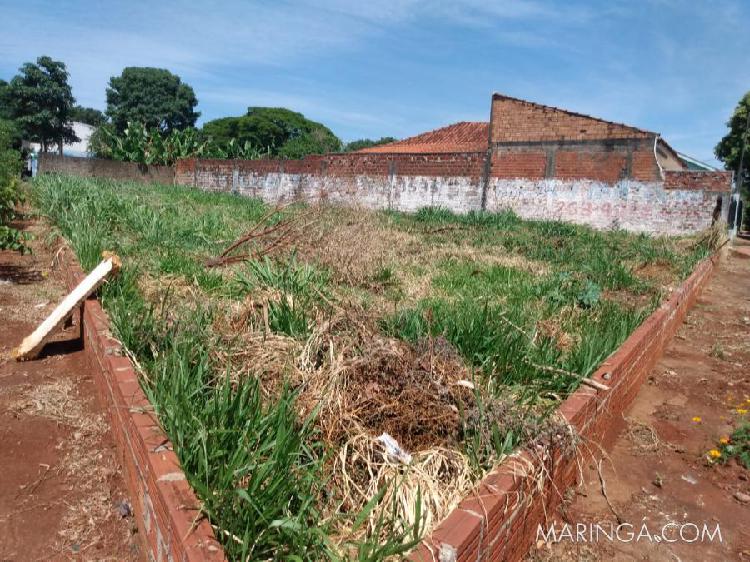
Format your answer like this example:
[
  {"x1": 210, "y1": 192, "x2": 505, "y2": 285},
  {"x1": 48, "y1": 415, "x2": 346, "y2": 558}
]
[
  {"x1": 106, "y1": 67, "x2": 199, "y2": 134},
  {"x1": 70, "y1": 105, "x2": 106, "y2": 127},
  {"x1": 343, "y1": 137, "x2": 397, "y2": 152},
  {"x1": 7, "y1": 56, "x2": 78, "y2": 154},
  {"x1": 0, "y1": 79, "x2": 12, "y2": 120},
  {"x1": 716, "y1": 92, "x2": 750, "y2": 229},
  {"x1": 202, "y1": 107, "x2": 341, "y2": 157},
  {"x1": 716, "y1": 92, "x2": 750, "y2": 182}
]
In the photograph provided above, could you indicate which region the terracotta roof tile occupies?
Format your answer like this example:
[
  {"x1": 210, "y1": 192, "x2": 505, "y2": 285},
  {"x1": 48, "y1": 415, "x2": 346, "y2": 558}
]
[{"x1": 358, "y1": 122, "x2": 489, "y2": 154}]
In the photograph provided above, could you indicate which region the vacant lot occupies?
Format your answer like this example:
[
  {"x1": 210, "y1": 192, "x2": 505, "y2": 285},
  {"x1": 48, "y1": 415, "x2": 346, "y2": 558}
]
[{"x1": 32, "y1": 174, "x2": 714, "y2": 560}]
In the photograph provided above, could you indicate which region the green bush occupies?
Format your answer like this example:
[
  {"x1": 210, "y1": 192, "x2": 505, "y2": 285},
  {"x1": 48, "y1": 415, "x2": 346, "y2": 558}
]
[
  {"x1": 0, "y1": 119, "x2": 25, "y2": 251},
  {"x1": 719, "y1": 423, "x2": 750, "y2": 469}
]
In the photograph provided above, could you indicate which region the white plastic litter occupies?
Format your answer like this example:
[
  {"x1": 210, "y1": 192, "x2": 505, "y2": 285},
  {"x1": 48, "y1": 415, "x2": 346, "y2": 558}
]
[{"x1": 377, "y1": 432, "x2": 412, "y2": 465}]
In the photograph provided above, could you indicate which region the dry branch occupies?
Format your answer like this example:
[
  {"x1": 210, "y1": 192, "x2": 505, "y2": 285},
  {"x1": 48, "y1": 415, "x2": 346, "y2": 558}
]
[{"x1": 205, "y1": 205, "x2": 313, "y2": 268}]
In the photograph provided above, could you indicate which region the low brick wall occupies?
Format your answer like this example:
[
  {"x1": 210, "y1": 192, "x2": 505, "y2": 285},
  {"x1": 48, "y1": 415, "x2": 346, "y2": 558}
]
[
  {"x1": 39, "y1": 154, "x2": 175, "y2": 185},
  {"x1": 412, "y1": 253, "x2": 719, "y2": 562},
  {"x1": 53, "y1": 247, "x2": 224, "y2": 562}
]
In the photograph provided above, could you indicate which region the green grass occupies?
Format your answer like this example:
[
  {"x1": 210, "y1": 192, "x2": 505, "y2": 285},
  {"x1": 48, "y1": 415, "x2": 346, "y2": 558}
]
[{"x1": 31, "y1": 175, "x2": 713, "y2": 559}]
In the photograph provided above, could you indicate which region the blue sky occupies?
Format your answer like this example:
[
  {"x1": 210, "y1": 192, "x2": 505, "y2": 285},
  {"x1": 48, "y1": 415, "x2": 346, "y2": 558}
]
[{"x1": 1, "y1": 0, "x2": 747, "y2": 165}]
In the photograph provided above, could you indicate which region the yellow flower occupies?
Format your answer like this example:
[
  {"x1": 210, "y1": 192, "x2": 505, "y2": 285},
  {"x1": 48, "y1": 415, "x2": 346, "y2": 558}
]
[
  {"x1": 692, "y1": 416, "x2": 702, "y2": 423},
  {"x1": 719, "y1": 437, "x2": 730, "y2": 445},
  {"x1": 708, "y1": 449, "x2": 721, "y2": 459},
  {"x1": 737, "y1": 409, "x2": 748, "y2": 415}
]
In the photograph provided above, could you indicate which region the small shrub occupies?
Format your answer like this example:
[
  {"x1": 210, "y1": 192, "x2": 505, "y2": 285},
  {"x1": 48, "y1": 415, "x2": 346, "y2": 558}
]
[
  {"x1": 718, "y1": 424, "x2": 750, "y2": 469},
  {"x1": 0, "y1": 119, "x2": 25, "y2": 251},
  {"x1": 414, "y1": 206, "x2": 454, "y2": 223},
  {"x1": 577, "y1": 280, "x2": 602, "y2": 308},
  {"x1": 709, "y1": 342, "x2": 726, "y2": 360}
]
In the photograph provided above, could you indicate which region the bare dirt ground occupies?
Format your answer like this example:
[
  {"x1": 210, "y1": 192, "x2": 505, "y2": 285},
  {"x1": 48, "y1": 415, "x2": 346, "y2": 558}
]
[
  {"x1": 530, "y1": 240, "x2": 750, "y2": 562},
  {"x1": 0, "y1": 218, "x2": 141, "y2": 560}
]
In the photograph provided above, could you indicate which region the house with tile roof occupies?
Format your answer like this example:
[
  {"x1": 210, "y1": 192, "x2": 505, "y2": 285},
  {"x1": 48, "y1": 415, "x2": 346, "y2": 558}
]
[{"x1": 358, "y1": 122, "x2": 489, "y2": 154}]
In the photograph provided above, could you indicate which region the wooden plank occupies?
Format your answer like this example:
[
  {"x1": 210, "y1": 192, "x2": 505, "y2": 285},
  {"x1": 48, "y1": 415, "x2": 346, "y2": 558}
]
[{"x1": 13, "y1": 252, "x2": 121, "y2": 361}]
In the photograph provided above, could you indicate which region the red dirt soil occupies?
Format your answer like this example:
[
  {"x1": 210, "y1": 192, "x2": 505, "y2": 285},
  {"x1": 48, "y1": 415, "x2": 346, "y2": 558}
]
[
  {"x1": 529, "y1": 241, "x2": 750, "y2": 562},
  {"x1": 0, "y1": 219, "x2": 142, "y2": 560}
]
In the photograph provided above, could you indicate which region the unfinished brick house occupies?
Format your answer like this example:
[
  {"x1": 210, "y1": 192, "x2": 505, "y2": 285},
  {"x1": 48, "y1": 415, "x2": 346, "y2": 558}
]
[{"x1": 175, "y1": 94, "x2": 733, "y2": 234}]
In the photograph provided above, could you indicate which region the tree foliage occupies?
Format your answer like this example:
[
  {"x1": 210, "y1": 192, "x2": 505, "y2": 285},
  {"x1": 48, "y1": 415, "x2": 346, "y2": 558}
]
[
  {"x1": 343, "y1": 137, "x2": 397, "y2": 152},
  {"x1": 202, "y1": 107, "x2": 341, "y2": 158},
  {"x1": 0, "y1": 118, "x2": 25, "y2": 251},
  {"x1": 89, "y1": 122, "x2": 206, "y2": 166},
  {"x1": 70, "y1": 105, "x2": 106, "y2": 127},
  {"x1": 0, "y1": 79, "x2": 12, "y2": 120},
  {"x1": 717, "y1": 92, "x2": 750, "y2": 228},
  {"x1": 715, "y1": 92, "x2": 750, "y2": 182},
  {"x1": 88, "y1": 121, "x2": 265, "y2": 165},
  {"x1": 106, "y1": 67, "x2": 199, "y2": 134},
  {"x1": 7, "y1": 56, "x2": 78, "y2": 153}
]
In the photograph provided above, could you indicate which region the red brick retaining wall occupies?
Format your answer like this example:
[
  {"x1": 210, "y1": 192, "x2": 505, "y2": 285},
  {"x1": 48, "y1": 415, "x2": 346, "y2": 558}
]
[
  {"x1": 412, "y1": 254, "x2": 719, "y2": 562},
  {"x1": 54, "y1": 248, "x2": 224, "y2": 562},
  {"x1": 53, "y1": 240, "x2": 717, "y2": 562}
]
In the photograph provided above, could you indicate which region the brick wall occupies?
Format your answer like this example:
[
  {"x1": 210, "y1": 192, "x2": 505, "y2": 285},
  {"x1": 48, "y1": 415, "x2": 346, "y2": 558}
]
[
  {"x1": 39, "y1": 154, "x2": 175, "y2": 185},
  {"x1": 177, "y1": 155, "x2": 731, "y2": 235},
  {"x1": 490, "y1": 151, "x2": 547, "y2": 179},
  {"x1": 485, "y1": 178, "x2": 728, "y2": 235},
  {"x1": 490, "y1": 94, "x2": 654, "y2": 143},
  {"x1": 177, "y1": 154, "x2": 486, "y2": 214},
  {"x1": 664, "y1": 170, "x2": 734, "y2": 191}
]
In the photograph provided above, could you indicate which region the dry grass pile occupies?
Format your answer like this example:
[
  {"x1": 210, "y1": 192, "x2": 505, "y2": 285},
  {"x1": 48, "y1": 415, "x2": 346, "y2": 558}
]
[
  {"x1": 694, "y1": 219, "x2": 729, "y2": 252},
  {"x1": 216, "y1": 298, "x2": 474, "y2": 449},
  {"x1": 297, "y1": 306, "x2": 474, "y2": 451},
  {"x1": 331, "y1": 433, "x2": 474, "y2": 541},
  {"x1": 213, "y1": 299, "x2": 483, "y2": 538},
  {"x1": 297, "y1": 207, "x2": 418, "y2": 288}
]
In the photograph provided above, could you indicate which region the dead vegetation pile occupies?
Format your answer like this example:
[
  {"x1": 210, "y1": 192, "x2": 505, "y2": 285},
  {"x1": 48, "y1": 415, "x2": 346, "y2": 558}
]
[
  {"x1": 215, "y1": 300, "x2": 474, "y2": 450},
  {"x1": 212, "y1": 296, "x2": 486, "y2": 538},
  {"x1": 210, "y1": 287, "x2": 583, "y2": 543}
]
